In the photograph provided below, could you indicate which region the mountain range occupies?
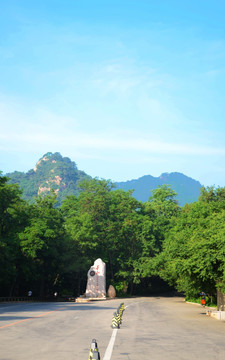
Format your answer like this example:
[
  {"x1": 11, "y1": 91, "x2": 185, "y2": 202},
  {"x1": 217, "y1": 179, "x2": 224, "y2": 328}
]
[
  {"x1": 115, "y1": 172, "x2": 202, "y2": 206},
  {"x1": 6, "y1": 152, "x2": 203, "y2": 206}
]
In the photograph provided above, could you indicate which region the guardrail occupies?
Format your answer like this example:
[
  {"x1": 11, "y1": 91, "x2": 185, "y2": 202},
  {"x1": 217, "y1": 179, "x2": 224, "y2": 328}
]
[
  {"x1": 0, "y1": 297, "x2": 41, "y2": 302},
  {"x1": 0, "y1": 295, "x2": 77, "y2": 302}
]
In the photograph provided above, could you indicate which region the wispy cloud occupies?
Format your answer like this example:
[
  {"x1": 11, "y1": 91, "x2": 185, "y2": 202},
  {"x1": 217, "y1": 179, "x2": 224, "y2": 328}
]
[{"x1": 1, "y1": 106, "x2": 225, "y2": 158}]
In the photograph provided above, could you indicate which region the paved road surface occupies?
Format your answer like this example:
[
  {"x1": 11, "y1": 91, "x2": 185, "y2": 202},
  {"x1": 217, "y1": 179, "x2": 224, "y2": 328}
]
[{"x1": 0, "y1": 297, "x2": 225, "y2": 359}]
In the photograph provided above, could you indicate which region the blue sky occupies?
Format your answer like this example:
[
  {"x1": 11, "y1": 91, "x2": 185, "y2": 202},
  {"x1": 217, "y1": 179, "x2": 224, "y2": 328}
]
[{"x1": 1, "y1": 0, "x2": 225, "y2": 186}]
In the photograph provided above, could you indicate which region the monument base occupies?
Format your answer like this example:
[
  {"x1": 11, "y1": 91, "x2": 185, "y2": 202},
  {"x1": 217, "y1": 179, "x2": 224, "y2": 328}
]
[
  {"x1": 86, "y1": 296, "x2": 106, "y2": 301},
  {"x1": 75, "y1": 295, "x2": 106, "y2": 302},
  {"x1": 75, "y1": 297, "x2": 91, "y2": 303}
]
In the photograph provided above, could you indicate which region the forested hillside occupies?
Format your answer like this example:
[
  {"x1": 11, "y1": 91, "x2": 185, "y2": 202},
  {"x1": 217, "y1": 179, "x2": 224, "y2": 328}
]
[
  {"x1": 6, "y1": 152, "x2": 90, "y2": 205},
  {"x1": 6, "y1": 152, "x2": 202, "y2": 206},
  {"x1": 1, "y1": 172, "x2": 224, "y2": 305}
]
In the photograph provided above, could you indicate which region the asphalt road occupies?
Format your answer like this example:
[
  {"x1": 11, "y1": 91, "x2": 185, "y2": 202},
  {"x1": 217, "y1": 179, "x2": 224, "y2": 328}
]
[{"x1": 0, "y1": 297, "x2": 225, "y2": 360}]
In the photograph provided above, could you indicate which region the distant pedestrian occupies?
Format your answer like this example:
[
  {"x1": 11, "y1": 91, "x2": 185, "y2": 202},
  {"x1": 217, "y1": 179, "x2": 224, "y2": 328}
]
[{"x1": 28, "y1": 290, "x2": 32, "y2": 297}]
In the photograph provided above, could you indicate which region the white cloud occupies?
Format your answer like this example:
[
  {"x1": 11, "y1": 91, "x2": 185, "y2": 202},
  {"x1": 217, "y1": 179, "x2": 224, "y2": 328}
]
[
  {"x1": 90, "y1": 59, "x2": 159, "y2": 98},
  {"x1": 1, "y1": 91, "x2": 224, "y2": 160},
  {"x1": 1, "y1": 118, "x2": 225, "y2": 158}
]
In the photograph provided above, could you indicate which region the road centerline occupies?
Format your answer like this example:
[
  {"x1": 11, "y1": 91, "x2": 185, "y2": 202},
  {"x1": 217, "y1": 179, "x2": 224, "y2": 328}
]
[{"x1": 103, "y1": 328, "x2": 118, "y2": 360}]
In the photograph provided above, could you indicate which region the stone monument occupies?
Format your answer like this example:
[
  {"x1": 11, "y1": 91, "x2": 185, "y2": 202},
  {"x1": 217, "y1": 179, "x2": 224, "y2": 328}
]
[{"x1": 85, "y1": 258, "x2": 106, "y2": 299}]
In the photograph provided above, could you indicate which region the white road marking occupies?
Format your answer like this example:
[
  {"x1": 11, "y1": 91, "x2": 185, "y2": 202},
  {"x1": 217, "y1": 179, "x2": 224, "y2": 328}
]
[
  {"x1": 103, "y1": 328, "x2": 118, "y2": 360},
  {"x1": 102, "y1": 302, "x2": 136, "y2": 359}
]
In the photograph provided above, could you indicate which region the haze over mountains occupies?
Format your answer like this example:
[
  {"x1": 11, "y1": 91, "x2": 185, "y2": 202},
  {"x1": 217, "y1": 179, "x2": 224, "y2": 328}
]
[
  {"x1": 6, "y1": 152, "x2": 203, "y2": 206},
  {"x1": 115, "y1": 172, "x2": 202, "y2": 206}
]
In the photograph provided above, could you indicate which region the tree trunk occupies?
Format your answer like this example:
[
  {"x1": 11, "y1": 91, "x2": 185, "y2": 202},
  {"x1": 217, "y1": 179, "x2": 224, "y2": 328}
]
[{"x1": 39, "y1": 274, "x2": 45, "y2": 299}]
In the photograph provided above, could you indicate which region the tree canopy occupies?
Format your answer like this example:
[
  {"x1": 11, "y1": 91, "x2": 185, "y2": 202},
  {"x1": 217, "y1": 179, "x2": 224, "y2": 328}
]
[{"x1": 0, "y1": 172, "x2": 224, "y2": 303}]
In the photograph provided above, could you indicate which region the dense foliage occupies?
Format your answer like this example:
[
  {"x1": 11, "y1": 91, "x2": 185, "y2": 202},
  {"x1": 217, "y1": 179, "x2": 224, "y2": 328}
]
[{"x1": 1, "y1": 172, "x2": 224, "y2": 303}]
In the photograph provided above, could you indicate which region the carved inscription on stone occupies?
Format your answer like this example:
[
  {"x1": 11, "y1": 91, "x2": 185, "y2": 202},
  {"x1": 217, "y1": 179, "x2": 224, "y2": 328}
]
[{"x1": 85, "y1": 258, "x2": 106, "y2": 298}]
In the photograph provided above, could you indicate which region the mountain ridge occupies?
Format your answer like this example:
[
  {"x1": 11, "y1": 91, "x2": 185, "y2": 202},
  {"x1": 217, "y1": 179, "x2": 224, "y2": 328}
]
[
  {"x1": 6, "y1": 152, "x2": 203, "y2": 206},
  {"x1": 6, "y1": 152, "x2": 91, "y2": 205},
  {"x1": 115, "y1": 172, "x2": 202, "y2": 206}
]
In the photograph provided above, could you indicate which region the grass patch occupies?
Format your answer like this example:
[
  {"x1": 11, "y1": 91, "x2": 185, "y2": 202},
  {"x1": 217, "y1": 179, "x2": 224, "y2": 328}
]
[{"x1": 186, "y1": 296, "x2": 217, "y2": 307}]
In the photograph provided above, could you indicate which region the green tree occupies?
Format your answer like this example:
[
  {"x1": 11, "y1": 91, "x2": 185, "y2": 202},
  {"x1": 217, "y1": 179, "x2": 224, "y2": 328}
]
[
  {"x1": 62, "y1": 179, "x2": 143, "y2": 295},
  {"x1": 20, "y1": 194, "x2": 68, "y2": 297},
  {"x1": 0, "y1": 173, "x2": 28, "y2": 296},
  {"x1": 158, "y1": 187, "x2": 225, "y2": 300},
  {"x1": 108, "y1": 189, "x2": 143, "y2": 294},
  {"x1": 134, "y1": 185, "x2": 180, "y2": 284}
]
